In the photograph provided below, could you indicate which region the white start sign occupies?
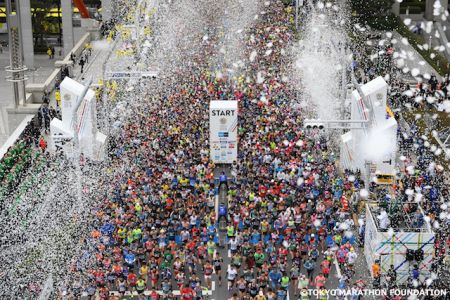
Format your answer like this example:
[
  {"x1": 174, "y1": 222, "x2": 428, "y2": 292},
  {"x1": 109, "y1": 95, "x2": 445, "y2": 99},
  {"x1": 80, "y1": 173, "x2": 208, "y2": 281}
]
[{"x1": 209, "y1": 100, "x2": 238, "y2": 164}]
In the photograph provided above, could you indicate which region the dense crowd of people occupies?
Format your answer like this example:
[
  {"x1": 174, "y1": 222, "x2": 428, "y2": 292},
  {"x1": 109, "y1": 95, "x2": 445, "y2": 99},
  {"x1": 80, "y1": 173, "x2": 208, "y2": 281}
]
[
  {"x1": 352, "y1": 32, "x2": 450, "y2": 294},
  {"x1": 388, "y1": 73, "x2": 450, "y2": 113},
  {"x1": 3, "y1": 0, "x2": 450, "y2": 299},
  {"x1": 0, "y1": 114, "x2": 48, "y2": 200},
  {"x1": 56, "y1": 1, "x2": 371, "y2": 299},
  {"x1": 386, "y1": 77, "x2": 450, "y2": 293}
]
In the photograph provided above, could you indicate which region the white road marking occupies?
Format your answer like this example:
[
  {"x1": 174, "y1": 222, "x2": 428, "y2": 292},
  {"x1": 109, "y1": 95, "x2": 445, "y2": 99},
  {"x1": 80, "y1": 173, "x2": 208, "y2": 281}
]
[
  {"x1": 215, "y1": 193, "x2": 219, "y2": 218},
  {"x1": 106, "y1": 281, "x2": 216, "y2": 297},
  {"x1": 333, "y1": 254, "x2": 348, "y2": 300},
  {"x1": 334, "y1": 255, "x2": 342, "y2": 278},
  {"x1": 108, "y1": 290, "x2": 213, "y2": 296}
]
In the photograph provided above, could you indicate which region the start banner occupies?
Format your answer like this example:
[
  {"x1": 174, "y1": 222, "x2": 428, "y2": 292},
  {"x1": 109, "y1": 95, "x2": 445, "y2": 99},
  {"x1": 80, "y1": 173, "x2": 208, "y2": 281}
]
[{"x1": 209, "y1": 101, "x2": 238, "y2": 164}]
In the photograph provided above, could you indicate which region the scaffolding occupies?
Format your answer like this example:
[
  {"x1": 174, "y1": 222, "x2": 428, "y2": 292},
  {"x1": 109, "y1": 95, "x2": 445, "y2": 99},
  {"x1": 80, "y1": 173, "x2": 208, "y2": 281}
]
[
  {"x1": 434, "y1": 126, "x2": 450, "y2": 157},
  {"x1": 364, "y1": 202, "x2": 435, "y2": 285}
]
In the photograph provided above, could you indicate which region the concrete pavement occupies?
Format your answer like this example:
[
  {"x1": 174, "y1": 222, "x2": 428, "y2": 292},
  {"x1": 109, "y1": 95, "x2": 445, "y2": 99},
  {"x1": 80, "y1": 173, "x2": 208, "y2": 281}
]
[
  {"x1": 0, "y1": 50, "x2": 56, "y2": 146},
  {"x1": 0, "y1": 26, "x2": 95, "y2": 147}
]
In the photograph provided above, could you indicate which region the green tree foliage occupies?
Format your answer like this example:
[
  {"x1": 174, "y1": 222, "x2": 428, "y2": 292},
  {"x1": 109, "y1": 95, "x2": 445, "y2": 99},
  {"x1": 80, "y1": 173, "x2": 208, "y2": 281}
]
[
  {"x1": 281, "y1": 0, "x2": 293, "y2": 5},
  {"x1": 30, "y1": 0, "x2": 59, "y2": 46},
  {"x1": 350, "y1": 0, "x2": 395, "y2": 29}
]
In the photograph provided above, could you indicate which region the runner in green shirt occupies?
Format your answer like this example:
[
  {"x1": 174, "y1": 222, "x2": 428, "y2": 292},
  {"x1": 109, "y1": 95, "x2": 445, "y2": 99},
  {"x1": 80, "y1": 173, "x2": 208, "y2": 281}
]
[
  {"x1": 227, "y1": 225, "x2": 234, "y2": 238},
  {"x1": 207, "y1": 240, "x2": 215, "y2": 257},
  {"x1": 281, "y1": 273, "x2": 290, "y2": 290},
  {"x1": 254, "y1": 251, "x2": 265, "y2": 270},
  {"x1": 160, "y1": 258, "x2": 170, "y2": 270}
]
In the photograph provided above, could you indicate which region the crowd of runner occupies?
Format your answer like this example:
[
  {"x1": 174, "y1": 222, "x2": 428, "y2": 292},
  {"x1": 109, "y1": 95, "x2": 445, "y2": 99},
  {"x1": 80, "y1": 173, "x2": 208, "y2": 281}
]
[
  {"x1": 36, "y1": 0, "x2": 450, "y2": 299},
  {"x1": 0, "y1": 1, "x2": 441, "y2": 299},
  {"x1": 58, "y1": 1, "x2": 370, "y2": 299}
]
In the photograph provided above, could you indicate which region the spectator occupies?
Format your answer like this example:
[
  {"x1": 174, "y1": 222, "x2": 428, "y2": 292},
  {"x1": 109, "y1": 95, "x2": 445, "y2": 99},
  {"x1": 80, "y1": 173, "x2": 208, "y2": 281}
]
[
  {"x1": 55, "y1": 88, "x2": 61, "y2": 107},
  {"x1": 79, "y1": 57, "x2": 85, "y2": 73},
  {"x1": 372, "y1": 259, "x2": 381, "y2": 287},
  {"x1": 38, "y1": 137, "x2": 47, "y2": 153},
  {"x1": 47, "y1": 47, "x2": 53, "y2": 59},
  {"x1": 39, "y1": 103, "x2": 51, "y2": 133}
]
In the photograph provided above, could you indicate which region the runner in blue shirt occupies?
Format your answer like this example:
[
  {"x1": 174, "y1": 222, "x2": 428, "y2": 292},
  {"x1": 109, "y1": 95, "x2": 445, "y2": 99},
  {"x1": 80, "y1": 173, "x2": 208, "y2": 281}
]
[{"x1": 219, "y1": 171, "x2": 228, "y2": 190}]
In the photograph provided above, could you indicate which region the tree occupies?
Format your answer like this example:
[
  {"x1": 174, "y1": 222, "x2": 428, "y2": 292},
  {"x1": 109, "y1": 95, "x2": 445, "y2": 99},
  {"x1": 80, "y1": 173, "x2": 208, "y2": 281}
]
[
  {"x1": 30, "y1": 0, "x2": 59, "y2": 48},
  {"x1": 350, "y1": 0, "x2": 395, "y2": 29}
]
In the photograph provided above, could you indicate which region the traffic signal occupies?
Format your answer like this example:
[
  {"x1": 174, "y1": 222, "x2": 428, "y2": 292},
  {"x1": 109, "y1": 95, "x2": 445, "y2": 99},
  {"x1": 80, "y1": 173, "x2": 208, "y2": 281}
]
[{"x1": 303, "y1": 119, "x2": 325, "y2": 130}]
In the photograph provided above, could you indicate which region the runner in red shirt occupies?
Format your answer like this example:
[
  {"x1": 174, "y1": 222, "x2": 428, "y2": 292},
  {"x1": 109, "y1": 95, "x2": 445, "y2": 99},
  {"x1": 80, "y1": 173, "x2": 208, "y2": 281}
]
[
  {"x1": 149, "y1": 287, "x2": 159, "y2": 300},
  {"x1": 278, "y1": 247, "x2": 288, "y2": 262},
  {"x1": 181, "y1": 284, "x2": 195, "y2": 300},
  {"x1": 150, "y1": 268, "x2": 159, "y2": 287},
  {"x1": 94, "y1": 270, "x2": 105, "y2": 286},
  {"x1": 165, "y1": 198, "x2": 174, "y2": 210},
  {"x1": 127, "y1": 272, "x2": 138, "y2": 291},
  {"x1": 204, "y1": 260, "x2": 214, "y2": 289},
  {"x1": 197, "y1": 243, "x2": 207, "y2": 264},
  {"x1": 322, "y1": 264, "x2": 331, "y2": 278},
  {"x1": 315, "y1": 273, "x2": 327, "y2": 289},
  {"x1": 186, "y1": 239, "x2": 196, "y2": 251},
  {"x1": 99, "y1": 286, "x2": 109, "y2": 300},
  {"x1": 259, "y1": 185, "x2": 267, "y2": 197}
]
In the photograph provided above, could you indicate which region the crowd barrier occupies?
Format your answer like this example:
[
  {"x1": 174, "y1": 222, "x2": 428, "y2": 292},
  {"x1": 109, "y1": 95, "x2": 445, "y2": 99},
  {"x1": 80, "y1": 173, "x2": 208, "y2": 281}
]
[{"x1": 26, "y1": 68, "x2": 62, "y2": 104}]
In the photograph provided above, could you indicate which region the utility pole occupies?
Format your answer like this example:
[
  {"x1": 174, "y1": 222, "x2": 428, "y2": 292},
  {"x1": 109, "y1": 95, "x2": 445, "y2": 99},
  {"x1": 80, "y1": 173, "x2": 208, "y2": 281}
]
[
  {"x1": 341, "y1": 47, "x2": 349, "y2": 120},
  {"x1": 5, "y1": 0, "x2": 28, "y2": 108},
  {"x1": 135, "y1": 0, "x2": 141, "y2": 55}
]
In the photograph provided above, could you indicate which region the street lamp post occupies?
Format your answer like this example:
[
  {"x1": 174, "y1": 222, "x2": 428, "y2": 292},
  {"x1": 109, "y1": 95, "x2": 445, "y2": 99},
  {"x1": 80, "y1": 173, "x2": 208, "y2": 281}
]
[
  {"x1": 6, "y1": 0, "x2": 20, "y2": 109},
  {"x1": 5, "y1": 0, "x2": 28, "y2": 109}
]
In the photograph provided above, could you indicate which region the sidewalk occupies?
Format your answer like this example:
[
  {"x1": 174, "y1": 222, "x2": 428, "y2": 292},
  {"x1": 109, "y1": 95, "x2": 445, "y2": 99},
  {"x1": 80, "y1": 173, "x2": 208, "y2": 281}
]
[
  {"x1": 37, "y1": 39, "x2": 112, "y2": 148},
  {"x1": 0, "y1": 51, "x2": 57, "y2": 147},
  {"x1": 0, "y1": 38, "x2": 112, "y2": 148},
  {"x1": 0, "y1": 21, "x2": 110, "y2": 145},
  {"x1": 74, "y1": 39, "x2": 113, "y2": 84}
]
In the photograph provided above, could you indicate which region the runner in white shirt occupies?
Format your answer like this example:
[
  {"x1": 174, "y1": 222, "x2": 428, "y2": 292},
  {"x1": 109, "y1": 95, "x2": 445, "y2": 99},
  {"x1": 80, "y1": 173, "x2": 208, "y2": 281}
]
[
  {"x1": 229, "y1": 237, "x2": 239, "y2": 254},
  {"x1": 346, "y1": 249, "x2": 358, "y2": 266},
  {"x1": 190, "y1": 215, "x2": 198, "y2": 227},
  {"x1": 227, "y1": 265, "x2": 238, "y2": 291}
]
